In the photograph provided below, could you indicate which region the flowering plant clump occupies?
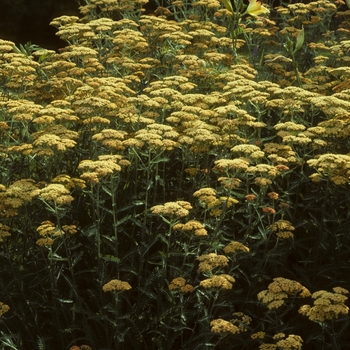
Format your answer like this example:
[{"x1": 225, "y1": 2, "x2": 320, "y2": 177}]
[{"x1": 0, "y1": 1, "x2": 349, "y2": 349}]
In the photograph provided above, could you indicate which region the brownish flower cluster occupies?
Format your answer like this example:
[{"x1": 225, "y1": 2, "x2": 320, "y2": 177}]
[
  {"x1": 172, "y1": 220, "x2": 208, "y2": 236},
  {"x1": 210, "y1": 318, "x2": 240, "y2": 334},
  {"x1": 223, "y1": 241, "x2": 250, "y2": 254},
  {"x1": 0, "y1": 179, "x2": 38, "y2": 217},
  {"x1": 258, "y1": 333, "x2": 303, "y2": 350},
  {"x1": 258, "y1": 278, "x2": 311, "y2": 309},
  {"x1": 299, "y1": 287, "x2": 349, "y2": 322},
  {"x1": 270, "y1": 220, "x2": 295, "y2": 239},
  {"x1": 197, "y1": 253, "x2": 229, "y2": 272},
  {"x1": 200, "y1": 274, "x2": 235, "y2": 289},
  {"x1": 35, "y1": 221, "x2": 78, "y2": 247},
  {"x1": 102, "y1": 279, "x2": 132, "y2": 292},
  {"x1": 0, "y1": 224, "x2": 11, "y2": 243},
  {"x1": 168, "y1": 277, "x2": 195, "y2": 293},
  {"x1": 32, "y1": 184, "x2": 74, "y2": 205},
  {"x1": 307, "y1": 153, "x2": 350, "y2": 185},
  {"x1": 0, "y1": 302, "x2": 10, "y2": 317},
  {"x1": 151, "y1": 201, "x2": 192, "y2": 218}
]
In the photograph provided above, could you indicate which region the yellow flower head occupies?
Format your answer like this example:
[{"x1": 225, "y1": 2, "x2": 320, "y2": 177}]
[{"x1": 245, "y1": 0, "x2": 270, "y2": 17}]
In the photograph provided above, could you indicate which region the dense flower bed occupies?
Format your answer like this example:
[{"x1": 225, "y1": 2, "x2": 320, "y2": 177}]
[{"x1": 0, "y1": 1, "x2": 349, "y2": 349}]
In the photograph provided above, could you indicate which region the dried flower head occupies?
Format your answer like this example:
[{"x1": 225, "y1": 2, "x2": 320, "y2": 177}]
[
  {"x1": 32, "y1": 184, "x2": 74, "y2": 205},
  {"x1": 262, "y1": 206, "x2": 276, "y2": 214},
  {"x1": 218, "y1": 177, "x2": 242, "y2": 190},
  {"x1": 245, "y1": 194, "x2": 257, "y2": 202},
  {"x1": 210, "y1": 318, "x2": 240, "y2": 335},
  {"x1": 193, "y1": 187, "x2": 217, "y2": 205},
  {"x1": 0, "y1": 224, "x2": 11, "y2": 243},
  {"x1": 200, "y1": 274, "x2": 235, "y2": 290},
  {"x1": 169, "y1": 277, "x2": 194, "y2": 293},
  {"x1": 92, "y1": 129, "x2": 128, "y2": 151},
  {"x1": 258, "y1": 278, "x2": 311, "y2": 309},
  {"x1": 299, "y1": 288, "x2": 349, "y2": 322},
  {"x1": 213, "y1": 158, "x2": 250, "y2": 173},
  {"x1": 0, "y1": 302, "x2": 10, "y2": 317},
  {"x1": 275, "y1": 334, "x2": 303, "y2": 350},
  {"x1": 151, "y1": 201, "x2": 192, "y2": 218},
  {"x1": 230, "y1": 312, "x2": 252, "y2": 332},
  {"x1": 270, "y1": 220, "x2": 295, "y2": 239},
  {"x1": 197, "y1": 253, "x2": 229, "y2": 272},
  {"x1": 231, "y1": 144, "x2": 265, "y2": 159},
  {"x1": 173, "y1": 220, "x2": 208, "y2": 236},
  {"x1": 223, "y1": 241, "x2": 250, "y2": 254},
  {"x1": 102, "y1": 279, "x2": 132, "y2": 292},
  {"x1": 78, "y1": 158, "x2": 122, "y2": 183},
  {"x1": 52, "y1": 174, "x2": 86, "y2": 190},
  {"x1": 267, "y1": 192, "x2": 279, "y2": 200},
  {"x1": 1, "y1": 179, "x2": 38, "y2": 209},
  {"x1": 307, "y1": 154, "x2": 350, "y2": 185},
  {"x1": 36, "y1": 237, "x2": 55, "y2": 247}
]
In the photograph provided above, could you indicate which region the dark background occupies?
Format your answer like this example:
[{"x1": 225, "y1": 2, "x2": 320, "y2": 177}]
[
  {"x1": 0, "y1": 0, "x2": 81, "y2": 49},
  {"x1": 0, "y1": 0, "x2": 166, "y2": 50},
  {"x1": 0, "y1": 1, "x2": 317, "y2": 51}
]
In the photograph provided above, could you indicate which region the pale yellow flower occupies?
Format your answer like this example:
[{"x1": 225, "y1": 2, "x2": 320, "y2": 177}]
[{"x1": 245, "y1": 0, "x2": 270, "y2": 17}]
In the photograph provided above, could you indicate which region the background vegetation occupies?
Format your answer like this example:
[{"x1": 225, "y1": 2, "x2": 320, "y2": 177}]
[{"x1": 0, "y1": 0, "x2": 349, "y2": 349}]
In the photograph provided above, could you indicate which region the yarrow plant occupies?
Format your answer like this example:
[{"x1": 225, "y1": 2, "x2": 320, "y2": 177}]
[{"x1": 0, "y1": 1, "x2": 349, "y2": 349}]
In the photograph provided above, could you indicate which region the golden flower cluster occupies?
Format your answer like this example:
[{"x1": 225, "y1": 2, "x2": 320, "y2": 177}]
[
  {"x1": 102, "y1": 279, "x2": 132, "y2": 292},
  {"x1": 151, "y1": 201, "x2": 192, "y2": 218},
  {"x1": 35, "y1": 221, "x2": 77, "y2": 246},
  {"x1": 223, "y1": 241, "x2": 250, "y2": 254},
  {"x1": 259, "y1": 333, "x2": 303, "y2": 350},
  {"x1": 0, "y1": 224, "x2": 11, "y2": 243},
  {"x1": 299, "y1": 287, "x2": 349, "y2": 322},
  {"x1": 217, "y1": 176, "x2": 241, "y2": 190},
  {"x1": 307, "y1": 153, "x2": 350, "y2": 185},
  {"x1": 52, "y1": 174, "x2": 86, "y2": 190},
  {"x1": 270, "y1": 220, "x2": 295, "y2": 239},
  {"x1": 199, "y1": 274, "x2": 235, "y2": 289},
  {"x1": 0, "y1": 39, "x2": 15, "y2": 53},
  {"x1": 92, "y1": 129, "x2": 128, "y2": 151},
  {"x1": 246, "y1": 164, "x2": 281, "y2": 178},
  {"x1": 78, "y1": 156, "x2": 123, "y2": 183},
  {"x1": 168, "y1": 277, "x2": 195, "y2": 293},
  {"x1": 251, "y1": 331, "x2": 266, "y2": 339},
  {"x1": 230, "y1": 312, "x2": 252, "y2": 332},
  {"x1": 32, "y1": 126, "x2": 78, "y2": 156},
  {"x1": 200, "y1": 274, "x2": 235, "y2": 289},
  {"x1": 197, "y1": 253, "x2": 229, "y2": 272},
  {"x1": 263, "y1": 143, "x2": 296, "y2": 164},
  {"x1": 0, "y1": 179, "x2": 38, "y2": 217},
  {"x1": 213, "y1": 158, "x2": 250, "y2": 173},
  {"x1": 0, "y1": 302, "x2": 10, "y2": 317},
  {"x1": 32, "y1": 184, "x2": 74, "y2": 205},
  {"x1": 230, "y1": 144, "x2": 265, "y2": 160},
  {"x1": 178, "y1": 120, "x2": 222, "y2": 153},
  {"x1": 128, "y1": 123, "x2": 179, "y2": 151},
  {"x1": 193, "y1": 187, "x2": 238, "y2": 216},
  {"x1": 172, "y1": 220, "x2": 208, "y2": 236},
  {"x1": 258, "y1": 277, "x2": 311, "y2": 309},
  {"x1": 193, "y1": 187, "x2": 217, "y2": 204},
  {"x1": 210, "y1": 318, "x2": 240, "y2": 335}
]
